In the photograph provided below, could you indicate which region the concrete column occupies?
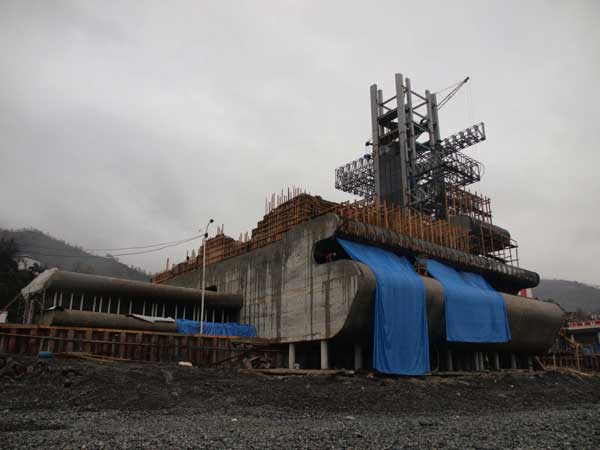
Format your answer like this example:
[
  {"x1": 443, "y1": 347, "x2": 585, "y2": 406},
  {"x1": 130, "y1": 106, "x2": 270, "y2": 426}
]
[
  {"x1": 320, "y1": 340, "x2": 329, "y2": 370},
  {"x1": 528, "y1": 355, "x2": 533, "y2": 371},
  {"x1": 510, "y1": 353, "x2": 517, "y2": 369},
  {"x1": 354, "y1": 343, "x2": 363, "y2": 371},
  {"x1": 493, "y1": 352, "x2": 500, "y2": 371},
  {"x1": 446, "y1": 350, "x2": 453, "y2": 371},
  {"x1": 288, "y1": 343, "x2": 296, "y2": 369},
  {"x1": 473, "y1": 352, "x2": 480, "y2": 371}
]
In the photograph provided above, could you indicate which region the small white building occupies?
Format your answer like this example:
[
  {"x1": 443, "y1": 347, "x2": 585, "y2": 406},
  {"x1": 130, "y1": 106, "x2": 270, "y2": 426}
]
[{"x1": 15, "y1": 255, "x2": 42, "y2": 271}]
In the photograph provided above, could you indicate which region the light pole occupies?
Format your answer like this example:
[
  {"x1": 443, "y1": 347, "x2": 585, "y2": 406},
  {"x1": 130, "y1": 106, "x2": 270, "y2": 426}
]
[{"x1": 200, "y1": 218, "x2": 214, "y2": 334}]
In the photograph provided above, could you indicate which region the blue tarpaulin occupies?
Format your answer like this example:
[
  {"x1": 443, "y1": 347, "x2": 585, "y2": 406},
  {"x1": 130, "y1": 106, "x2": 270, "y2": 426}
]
[
  {"x1": 338, "y1": 239, "x2": 430, "y2": 376},
  {"x1": 176, "y1": 319, "x2": 257, "y2": 337},
  {"x1": 424, "y1": 259, "x2": 511, "y2": 343}
]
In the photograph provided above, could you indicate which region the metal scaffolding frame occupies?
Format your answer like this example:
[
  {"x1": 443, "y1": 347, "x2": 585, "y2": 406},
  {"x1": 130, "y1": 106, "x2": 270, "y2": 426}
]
[{"x1": 335, "y1": 73, "x2": 487, "y2": 220}]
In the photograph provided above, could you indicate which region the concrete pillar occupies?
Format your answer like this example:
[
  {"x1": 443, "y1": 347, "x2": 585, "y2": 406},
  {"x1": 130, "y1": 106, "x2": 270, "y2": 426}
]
[
  {"x1": 510, "y1": 353, "x2": 517, "y2": 369},
  {"x1": 446, "y1": 350, "x2": 453, "y2": 371},
  {"x1": 288, "y1": 343, "x2": 296, "y2": 369},
  {"x1": 493, "y1": 352, "x2": 500, "y2": 371},
  {"x1": 353, "y1": 343, "x2": 363, "y2": 371},
  {"x1": 320, "y1": 340, "x2": 329, "y2": 370},
  {"x1": 473, "y1": 352, "x2": 480, "y2": 371},
  {"x1": 528, "y1": 355, "x2": 533, "y2": 371}
]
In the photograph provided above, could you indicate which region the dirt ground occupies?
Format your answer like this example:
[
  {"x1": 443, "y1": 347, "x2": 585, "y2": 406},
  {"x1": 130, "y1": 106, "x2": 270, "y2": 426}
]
[{"x1": 1, "y1": 354, "x2": 599, "y2": 449}]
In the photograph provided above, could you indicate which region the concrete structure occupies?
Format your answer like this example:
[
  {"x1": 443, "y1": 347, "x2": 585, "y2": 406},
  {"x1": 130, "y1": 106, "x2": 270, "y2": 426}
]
[
  {"x1": 564, "y1": 320, "x2": 600, "y2": 353},
  {"x1": 163, "y1": 213, "x2": 564, "y2": 370},
  {"x1": 20, "y1": 268, "x2": 242, "y2": 327},
  {"x1": 16, "y1": 71, "x2": 565, "y2": 373}
]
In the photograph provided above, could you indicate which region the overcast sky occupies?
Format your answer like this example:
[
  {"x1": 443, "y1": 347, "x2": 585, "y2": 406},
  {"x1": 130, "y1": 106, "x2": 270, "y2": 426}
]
[{"x1": 1, "y1": 0, "x2": 599, "y2": 283}]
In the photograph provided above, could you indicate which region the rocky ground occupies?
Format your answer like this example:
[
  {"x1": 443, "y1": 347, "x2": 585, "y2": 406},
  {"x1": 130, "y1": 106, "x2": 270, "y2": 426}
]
[{"x1": 1, "y1": 354, "x2": 599, "y2": 449}]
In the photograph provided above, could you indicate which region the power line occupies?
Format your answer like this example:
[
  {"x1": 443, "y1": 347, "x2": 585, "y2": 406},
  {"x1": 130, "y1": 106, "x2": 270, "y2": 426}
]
[
  {"x1": 15, "y1": 234, "x2": 203, "y2": 253},
  {"x1": 17, "y1": 235, "x2": 203, "y2": 259}
]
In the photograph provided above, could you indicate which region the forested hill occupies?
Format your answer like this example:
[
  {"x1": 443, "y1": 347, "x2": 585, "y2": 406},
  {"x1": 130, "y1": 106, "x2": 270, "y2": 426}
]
[
  {"x1": 1, "y1": 228, "x2": 149, "y2": 281},
  {"x1": 534, "y1": 279, "x2": 600, "y2": 313}
]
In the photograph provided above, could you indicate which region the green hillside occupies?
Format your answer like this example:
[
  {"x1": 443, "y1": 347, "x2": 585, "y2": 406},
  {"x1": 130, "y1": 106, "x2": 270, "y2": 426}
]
[
  {"x1": 0, "y1": 228, "x2": 149, "y2": 281},
  {"x1": 534, "y1": 279, "x2": 600, "y2": 313}
]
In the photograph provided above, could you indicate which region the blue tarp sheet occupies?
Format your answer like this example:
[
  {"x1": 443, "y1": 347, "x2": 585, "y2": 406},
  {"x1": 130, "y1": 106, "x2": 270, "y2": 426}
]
[
  {"x1": 424, "y1": 259, "x2": 511, "y2": 343},
  {"x1": 176, "y1": 320, "x2": 257, "y2": 337},
  {"x1": 338, "y1": 239, "x2": 430, "y2": 376}
]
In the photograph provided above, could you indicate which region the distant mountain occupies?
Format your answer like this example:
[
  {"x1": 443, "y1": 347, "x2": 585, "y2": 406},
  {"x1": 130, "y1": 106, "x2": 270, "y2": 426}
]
[
  {"x1": 0, "y1": 228, "x2": 149, "y2": 282},
  {"x1": 534, "y1": 279, "x2": 600, "y2": 313}
]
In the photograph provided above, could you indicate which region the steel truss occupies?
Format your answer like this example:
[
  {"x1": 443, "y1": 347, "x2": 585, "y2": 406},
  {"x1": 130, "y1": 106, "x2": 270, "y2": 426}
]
[{"x1": 335, "y1": 73, "x2": 487, "y2": 220}]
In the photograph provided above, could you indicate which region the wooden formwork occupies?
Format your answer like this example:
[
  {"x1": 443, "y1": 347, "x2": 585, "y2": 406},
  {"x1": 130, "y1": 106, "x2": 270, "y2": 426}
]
[
  {"x1": 332, "y1": 199, "x2": 470, "y2": 253},
  {"x1": 0, "y1": 324, "x2": 280, "y2": 367},
  {"x1": 153, "y1": 192, "x2": 473, "y2": 283},
  {"x1": 446, "y1": 186, "x2": 493, "y2": 224},
  {"x1": 538, "y1": 353, "x2": 600, "y2": 373}
]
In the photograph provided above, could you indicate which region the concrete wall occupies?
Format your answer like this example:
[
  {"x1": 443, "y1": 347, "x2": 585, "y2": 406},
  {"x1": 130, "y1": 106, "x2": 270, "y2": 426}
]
[{"x1": 165, "y1": 214, "x2": 375, "y2": 342}]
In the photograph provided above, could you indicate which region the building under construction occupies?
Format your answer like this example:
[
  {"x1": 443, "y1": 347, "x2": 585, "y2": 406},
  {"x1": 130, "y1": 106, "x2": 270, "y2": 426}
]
[{"x1": 9, "y1": 72, "x2": 564, "y2": 374}]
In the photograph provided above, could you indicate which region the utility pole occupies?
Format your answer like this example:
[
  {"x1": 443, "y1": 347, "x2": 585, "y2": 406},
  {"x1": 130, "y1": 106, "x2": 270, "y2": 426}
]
[{"x1": 200, "y1": 218, "x2": 214, "y2": 334}]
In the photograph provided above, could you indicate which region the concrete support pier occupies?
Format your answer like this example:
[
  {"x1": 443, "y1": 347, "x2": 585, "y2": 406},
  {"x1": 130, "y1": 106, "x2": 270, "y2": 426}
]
[
  {"x1": 494, "y1": 352, "x2": 500, "y2": 370},
  {"x1": 354, "y1": 343, "x2": 363, "y2": 371},
  {"x1": 446, "y1": 350, "x2": 453, "y2": 371},
  {"x1": 510, "y1": 353, "x2": 517, "y2": 369},
  {"x1": 320, "y1": 340, "x2": 329, "y2": 370},
  {"x1": 288, "y1": 343, "x2": 296, "y2": 369}
]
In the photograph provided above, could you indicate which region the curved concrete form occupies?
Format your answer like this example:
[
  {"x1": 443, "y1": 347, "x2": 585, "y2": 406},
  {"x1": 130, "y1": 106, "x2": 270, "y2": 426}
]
[
  {"x1": 23, "y1": 269, "x2": 243, "y2": 310},
  {"x1": 337, "y1": 216, "x2": 539, "y2": 293},
  {"x1": 39, "y1": 309, "x2": 178, "y2": 333},
  {"x1": 163, "y1": 213, "x2": 564, "y2": 354},
  {"x1": 338, "y1": 267, "x2": 563, "y2": 354}
]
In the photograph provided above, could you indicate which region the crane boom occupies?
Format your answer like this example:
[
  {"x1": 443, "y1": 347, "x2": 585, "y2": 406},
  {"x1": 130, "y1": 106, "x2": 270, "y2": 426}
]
[{"x1": 437, "y1": 76, "x2": 470, "y2": 110}]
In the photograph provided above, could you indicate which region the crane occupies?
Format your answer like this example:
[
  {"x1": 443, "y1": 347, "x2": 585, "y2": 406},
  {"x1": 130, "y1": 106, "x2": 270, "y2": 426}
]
[{"x1": 437, "y1": 76, "x2": 470, "y2": 110}]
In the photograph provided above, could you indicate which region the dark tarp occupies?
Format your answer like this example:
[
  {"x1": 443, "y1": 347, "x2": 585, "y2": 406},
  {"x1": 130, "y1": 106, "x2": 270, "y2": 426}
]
[
  {"x1": 425, "y1": 259, "x2": 511, "y2": 343},
  {"x1": 338, "y1": 239, "x2": 430, "y2": 375},
  {"x1": 176, "y1": 320, "x2": 257, "y2": 337}
]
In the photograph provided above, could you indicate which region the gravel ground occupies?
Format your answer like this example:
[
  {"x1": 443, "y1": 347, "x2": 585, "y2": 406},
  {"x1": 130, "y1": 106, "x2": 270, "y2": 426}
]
[{"x1": 1, "y1": 355, "x2": 600, "y2": 449}]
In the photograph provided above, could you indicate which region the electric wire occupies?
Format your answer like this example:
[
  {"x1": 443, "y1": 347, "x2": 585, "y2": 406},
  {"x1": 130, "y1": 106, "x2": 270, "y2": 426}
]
[
  {"x1": 16, "y1": 235, "x2": 203, "y2": 259},
  {"x1": 15, "y1": 235, "x2": 202, "y2": 252}
]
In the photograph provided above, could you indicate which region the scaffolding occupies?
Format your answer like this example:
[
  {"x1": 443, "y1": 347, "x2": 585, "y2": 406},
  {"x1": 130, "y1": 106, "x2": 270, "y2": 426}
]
[
  {"x1": 334, "y1": 72, "x2": 519, "y2": 266},
  {"x1": 152, "y1": 191, "x2": 471, "y2": 283}
]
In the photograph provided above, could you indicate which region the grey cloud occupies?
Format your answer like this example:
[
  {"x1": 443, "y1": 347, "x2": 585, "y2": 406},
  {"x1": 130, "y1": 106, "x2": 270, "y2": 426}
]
[{"x1": 1, "y1": 0, "x2": 599, "y2": 282}]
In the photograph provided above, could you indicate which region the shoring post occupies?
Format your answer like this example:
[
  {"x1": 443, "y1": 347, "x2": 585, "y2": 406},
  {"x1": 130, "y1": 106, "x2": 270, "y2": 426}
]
[
  {"x1": 354, "y1": 343, "x2": 363, "y2": 371},
  {"x1": 446, "y1": 349, "x2": 453, "y2": 371},
  {"x1": 320, "y1": 340, "x2": 329, "y2": 370},
  {"x1": 288, "y1": 342, "x2": 296, "y2": 369}
]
